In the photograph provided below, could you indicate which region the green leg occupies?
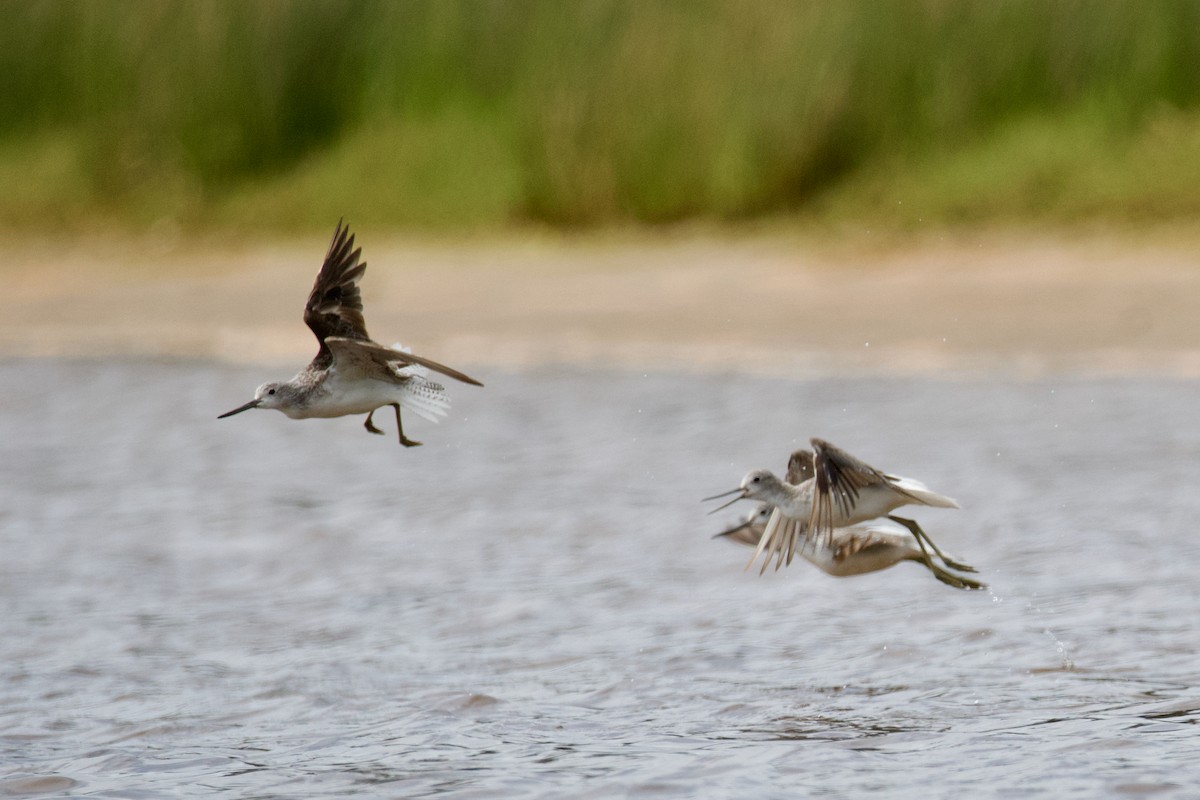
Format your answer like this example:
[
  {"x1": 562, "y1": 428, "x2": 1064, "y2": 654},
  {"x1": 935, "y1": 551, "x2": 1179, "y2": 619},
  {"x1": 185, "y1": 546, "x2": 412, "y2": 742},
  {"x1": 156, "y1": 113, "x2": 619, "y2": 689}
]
[
  {"x1": 888, "y1": 515, "x2": 979, "y2": 573},
  {"x1": 924, "y1": 559, "x2": 988, "y2": 591}
]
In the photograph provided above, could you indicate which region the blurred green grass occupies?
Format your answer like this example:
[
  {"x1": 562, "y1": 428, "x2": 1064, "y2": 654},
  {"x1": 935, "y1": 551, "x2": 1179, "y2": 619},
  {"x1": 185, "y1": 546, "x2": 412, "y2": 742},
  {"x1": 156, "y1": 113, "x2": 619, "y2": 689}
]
[{"x1": 3, "y1": 0, "x2": 1200, "y2": 233}]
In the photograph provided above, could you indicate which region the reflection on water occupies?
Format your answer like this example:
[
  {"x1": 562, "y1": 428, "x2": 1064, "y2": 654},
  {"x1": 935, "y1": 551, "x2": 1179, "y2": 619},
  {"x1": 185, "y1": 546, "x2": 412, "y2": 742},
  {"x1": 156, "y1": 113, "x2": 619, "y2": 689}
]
[{"x1": 3, "y1": 359, "x2": 1200, "y2": 797}]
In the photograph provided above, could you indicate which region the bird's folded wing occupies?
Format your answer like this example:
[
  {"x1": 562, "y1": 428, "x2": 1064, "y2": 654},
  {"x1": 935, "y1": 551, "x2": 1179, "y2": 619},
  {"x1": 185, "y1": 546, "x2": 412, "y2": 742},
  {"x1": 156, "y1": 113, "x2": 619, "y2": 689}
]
[
  {"x1": 831, "y1": 525, "x2": 894, "y2": 561},
  {"x1": 326, "y1": 337, "x2": 483, "y2": 387}
]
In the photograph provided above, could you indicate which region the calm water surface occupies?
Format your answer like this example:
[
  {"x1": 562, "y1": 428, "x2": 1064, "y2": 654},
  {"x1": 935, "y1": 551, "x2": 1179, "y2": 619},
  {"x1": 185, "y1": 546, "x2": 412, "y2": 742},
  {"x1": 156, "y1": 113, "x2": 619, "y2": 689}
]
[{"x1": 3, "y1": 359, "x2": 1199, "y2": 798}]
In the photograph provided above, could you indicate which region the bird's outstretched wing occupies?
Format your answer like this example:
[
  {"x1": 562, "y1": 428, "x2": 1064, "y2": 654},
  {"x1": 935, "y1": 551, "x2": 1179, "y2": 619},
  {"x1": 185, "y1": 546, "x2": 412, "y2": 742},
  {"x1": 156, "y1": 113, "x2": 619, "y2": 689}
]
[
  {"x1": 325, "y1": 337, "x2": 483, "y2": 387},
  {"x1": 809, "y1": 438, "x2": 892, "y2": 542},
  {"x1": 305, "y1": 220, "x2": 370, "y2": 366},
  {"x1": 786, "y1": 449, "x2": 815, "y2": 485},
  {"x1": 738, "y1": 450, "x2": 816, "y2": 574},
  {"x1": 747, "y1": 507, "x2": 810, "y2": 574}
]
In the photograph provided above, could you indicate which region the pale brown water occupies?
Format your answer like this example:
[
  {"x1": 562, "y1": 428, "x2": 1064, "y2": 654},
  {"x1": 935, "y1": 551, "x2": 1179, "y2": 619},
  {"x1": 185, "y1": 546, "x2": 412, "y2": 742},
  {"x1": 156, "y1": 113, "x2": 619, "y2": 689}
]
[{"x1": 3, "y1": 358, "x2": 1199, "y2": 798}]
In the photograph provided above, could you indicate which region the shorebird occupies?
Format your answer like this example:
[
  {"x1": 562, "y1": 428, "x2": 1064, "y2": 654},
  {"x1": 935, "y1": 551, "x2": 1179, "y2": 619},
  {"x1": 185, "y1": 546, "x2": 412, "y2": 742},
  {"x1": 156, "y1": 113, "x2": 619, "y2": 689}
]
[
  {"x1": 712, "y1": 504, "x2": 985, "y2": 590},
  {"x1": 786, "y1": 447, "x2": 973, "y2": 574},
  {"x1": 218, "y1": 220, "x2": 482, "y2": 446},
  {"x1": 705, "y1": 439, "x2": 974, "y2": 574},
  {"x1": 712, "y1": 504, "x2": 777, "y2": 547}
]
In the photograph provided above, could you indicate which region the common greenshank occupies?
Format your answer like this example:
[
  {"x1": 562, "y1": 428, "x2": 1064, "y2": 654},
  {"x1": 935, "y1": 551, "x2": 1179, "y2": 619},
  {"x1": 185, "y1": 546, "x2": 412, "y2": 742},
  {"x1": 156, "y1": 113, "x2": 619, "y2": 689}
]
[
  {"x1": 713, "y1": 504, "x2": 984, "y2": 590},
  {"x1": 218, "y1": 220, "x2": 483, "y2": 446},
  {"x1": 705, "y1": 439, "x2": 971, "y2": 574}
]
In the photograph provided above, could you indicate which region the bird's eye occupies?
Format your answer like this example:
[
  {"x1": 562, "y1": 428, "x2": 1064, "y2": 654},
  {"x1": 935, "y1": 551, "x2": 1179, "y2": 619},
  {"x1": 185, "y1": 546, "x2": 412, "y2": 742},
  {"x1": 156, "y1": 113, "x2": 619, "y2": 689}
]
[
  {"x1": 268, "y1": 388, "x2": 276, "y2": 395},
  {"x1": 752, "y1": 476, "x2": 760, "y2": 483}
]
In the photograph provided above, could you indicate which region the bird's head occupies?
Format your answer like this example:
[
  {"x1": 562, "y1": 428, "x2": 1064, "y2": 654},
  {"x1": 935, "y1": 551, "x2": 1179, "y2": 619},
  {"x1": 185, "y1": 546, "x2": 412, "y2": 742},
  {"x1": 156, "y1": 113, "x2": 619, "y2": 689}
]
[{"x1": 218, "y1": 382, "x2": 290, "y2": 418}]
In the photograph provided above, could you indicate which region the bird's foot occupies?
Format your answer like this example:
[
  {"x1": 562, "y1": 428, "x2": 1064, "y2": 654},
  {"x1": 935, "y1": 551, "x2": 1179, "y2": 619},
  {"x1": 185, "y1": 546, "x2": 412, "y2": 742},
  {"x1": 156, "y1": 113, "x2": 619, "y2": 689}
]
[
  {"x1": 390, "y1": 404, "x2": 421, "y2": 448},
  {"x1": 887, "y1": 515, "x2": 979, "y2": 574},
  {"x1": 364, "y1": 414, "x2": 384, "y2": 435},
  {"x1": 938, "y1": 556, "x2": 979, "y2": 574},
  {"x1": 932, "y1": 566, "x2": 987, "y2": 591}
]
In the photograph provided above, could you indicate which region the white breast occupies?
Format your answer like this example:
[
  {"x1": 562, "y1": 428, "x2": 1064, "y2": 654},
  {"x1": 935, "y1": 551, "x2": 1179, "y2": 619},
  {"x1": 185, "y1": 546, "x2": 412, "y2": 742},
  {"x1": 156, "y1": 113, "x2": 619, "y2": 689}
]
[{"x1": 287, "y1": 373, "x2": 401, "y2": 419}]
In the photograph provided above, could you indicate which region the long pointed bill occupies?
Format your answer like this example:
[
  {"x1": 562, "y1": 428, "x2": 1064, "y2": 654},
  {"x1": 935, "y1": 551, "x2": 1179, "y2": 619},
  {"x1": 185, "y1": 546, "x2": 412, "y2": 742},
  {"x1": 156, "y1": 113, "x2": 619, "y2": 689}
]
[
  {"x1": 712, "y1": 519, "x2": 752, "y2": 539},
  {"x1": 703, "y1": 488, "x2": 747, "y2": 514},
  {"x1": 217, "y1": 399, "x2": 261, "y2": 418}
]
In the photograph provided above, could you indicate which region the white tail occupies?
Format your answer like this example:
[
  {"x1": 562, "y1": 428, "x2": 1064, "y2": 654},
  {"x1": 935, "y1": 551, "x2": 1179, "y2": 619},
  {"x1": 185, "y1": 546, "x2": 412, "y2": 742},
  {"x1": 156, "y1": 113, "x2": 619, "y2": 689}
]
[
  {"x1": 396, "y1": 375, "x2": 449, "y2": 423},
  {"x1": 889, "y1": 476, "x2": 960, "y2": 509},
  {"x1": 390, "y1": 343, "x2": 450, "y2": 423}
]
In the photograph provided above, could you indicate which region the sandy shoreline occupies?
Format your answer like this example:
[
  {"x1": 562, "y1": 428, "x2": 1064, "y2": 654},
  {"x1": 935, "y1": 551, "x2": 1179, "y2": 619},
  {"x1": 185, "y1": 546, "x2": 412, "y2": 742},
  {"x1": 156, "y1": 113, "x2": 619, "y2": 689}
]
[{"x1": 6, "y1": 230, "x2": 1200, "y2": 377}]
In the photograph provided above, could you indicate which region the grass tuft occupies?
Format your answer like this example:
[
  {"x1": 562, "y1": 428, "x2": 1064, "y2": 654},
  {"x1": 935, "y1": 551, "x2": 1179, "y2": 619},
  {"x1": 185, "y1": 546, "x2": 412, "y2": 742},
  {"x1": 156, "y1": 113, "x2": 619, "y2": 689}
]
[{"x1": 2, "y1": 1, "x2": 1200, "y2": 232}]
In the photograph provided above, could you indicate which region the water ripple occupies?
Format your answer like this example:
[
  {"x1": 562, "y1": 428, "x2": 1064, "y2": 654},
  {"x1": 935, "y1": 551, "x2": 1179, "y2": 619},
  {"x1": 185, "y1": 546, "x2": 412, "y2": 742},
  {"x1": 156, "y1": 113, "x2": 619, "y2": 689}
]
[{"x1": 3, "y1": 360, "x2": 1200, "y2": 797}]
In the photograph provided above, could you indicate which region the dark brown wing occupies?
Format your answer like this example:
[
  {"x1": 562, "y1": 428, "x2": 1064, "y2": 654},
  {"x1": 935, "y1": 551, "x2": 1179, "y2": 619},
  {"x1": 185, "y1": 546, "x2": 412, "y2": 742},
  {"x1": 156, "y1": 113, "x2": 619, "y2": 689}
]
[
  {"x1": 304, "y1": 220, "x2": 370, "y2": 367},
  {"x1": 325, "y1": 337, "x2": 484, "y2": 387},
  {"x1": 809, "y1": 438, "x2": 889, "y2": 538},
  {"x1": 785, "y1": 449, "x2": 815, "y2": 485}
]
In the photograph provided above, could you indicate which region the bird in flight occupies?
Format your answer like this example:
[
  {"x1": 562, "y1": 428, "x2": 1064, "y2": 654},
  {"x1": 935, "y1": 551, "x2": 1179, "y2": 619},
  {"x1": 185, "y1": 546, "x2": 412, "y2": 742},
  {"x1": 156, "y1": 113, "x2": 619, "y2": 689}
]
[
  {"x1": 706, "y1": 440, "x2": 974, "y2": 576},
  {"x1": 712, "y1": 503, "x2": 984, "y2": 590},
  {"x1": 218, "y1": 220, "x2": 482, "y2": 446}
]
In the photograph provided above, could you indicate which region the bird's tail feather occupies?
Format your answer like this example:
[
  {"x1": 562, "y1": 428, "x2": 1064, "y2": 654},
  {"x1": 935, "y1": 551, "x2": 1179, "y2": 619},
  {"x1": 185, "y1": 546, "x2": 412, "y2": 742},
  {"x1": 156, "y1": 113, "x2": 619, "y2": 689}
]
[
  {"x1": 889, "y1": 476, "x2": 960, "y2": 509},
  {"x1": 396, "y1": 375, "x2": 449, "y2": 423},
  {"x1": 390, "y1": 343, "x2": 449, "y2": 423}
]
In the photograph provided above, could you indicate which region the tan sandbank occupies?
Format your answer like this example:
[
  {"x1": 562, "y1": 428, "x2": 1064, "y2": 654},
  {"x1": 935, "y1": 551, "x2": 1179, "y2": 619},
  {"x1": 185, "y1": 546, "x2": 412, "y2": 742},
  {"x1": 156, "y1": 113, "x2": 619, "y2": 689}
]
[{"x1": 5, "y1": 229, "x2": 1200, "y2": 377}]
